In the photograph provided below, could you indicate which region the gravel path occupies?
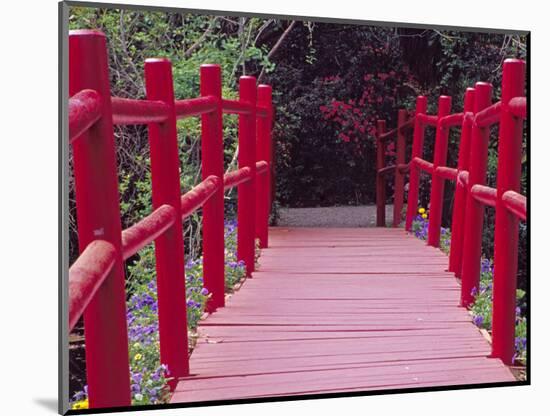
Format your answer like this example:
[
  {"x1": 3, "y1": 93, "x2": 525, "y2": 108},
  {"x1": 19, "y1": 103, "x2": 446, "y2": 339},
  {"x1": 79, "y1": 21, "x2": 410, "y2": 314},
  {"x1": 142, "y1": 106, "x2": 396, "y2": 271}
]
[{"x1": 276, "y1": 204, "x2": 396, "y2": 228}]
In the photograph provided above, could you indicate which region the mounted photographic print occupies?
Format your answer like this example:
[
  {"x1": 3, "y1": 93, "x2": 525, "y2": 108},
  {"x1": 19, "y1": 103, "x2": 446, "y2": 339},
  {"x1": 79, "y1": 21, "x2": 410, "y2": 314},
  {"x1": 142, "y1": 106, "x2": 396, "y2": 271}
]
[{"x1": 59, "y1": 1, "x2": 529, "y2": 413}]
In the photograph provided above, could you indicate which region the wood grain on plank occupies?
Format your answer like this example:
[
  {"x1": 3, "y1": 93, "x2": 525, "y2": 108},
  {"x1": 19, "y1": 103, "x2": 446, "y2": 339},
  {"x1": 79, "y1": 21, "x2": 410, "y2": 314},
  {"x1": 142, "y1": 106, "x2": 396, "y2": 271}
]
[{"x1": 171, "y1": 227, "x2": 515, "y2": 403}]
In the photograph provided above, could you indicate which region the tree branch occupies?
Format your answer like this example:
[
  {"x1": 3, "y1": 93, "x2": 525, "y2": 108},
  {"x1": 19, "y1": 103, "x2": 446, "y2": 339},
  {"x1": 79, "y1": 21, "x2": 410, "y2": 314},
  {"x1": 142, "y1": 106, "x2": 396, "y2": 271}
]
[
  {"x1": 257, "y1": 20, "x2": 297, "y2": 83},
  {"x1": 183, "y1": 17, "x2": 219, "y2": 58}
]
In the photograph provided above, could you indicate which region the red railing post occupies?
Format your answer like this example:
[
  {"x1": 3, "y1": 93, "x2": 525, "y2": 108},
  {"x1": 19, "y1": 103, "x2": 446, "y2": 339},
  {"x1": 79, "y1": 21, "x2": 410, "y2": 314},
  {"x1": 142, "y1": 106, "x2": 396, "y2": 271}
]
[
  {"x1": 255, "y1": 85, "x2": 272, "y2": 248},
  {"x1": 376, "y1": 120, "x2": 387, "y2": 227},
  {"x1": 200, "y1": 65, "x2": 225, "y2": 311},
  {"x1": 238, "y1": 76, "x2": 257, "y2": 276},
  {"x1": 270, "y1": 110, "x2": 276, "y2": 211},
  {"x1": 449, "y1": 88, "x2": 476, "y2": 276},
  {"x1": 144, "y1": 58, "x2": 190, "y2": 385},
  {"x1": 393, "y1": 110, "x2": 408, "y2": 227},
  {"x1": 460, "y1": 82, "x2": 493, "y2": 306},
  {"x1": 427, "y1": 96, "x2": 452, "y2": 247},
  {"x1": 405, "y1": 96, "x2": 428, "y2": 231},
  {"x1": 491, "y1": 59, "x2": 526, "y2": 365},
  {"x1": 69, "y1": 30, "x2": 131, "y2": 408}
]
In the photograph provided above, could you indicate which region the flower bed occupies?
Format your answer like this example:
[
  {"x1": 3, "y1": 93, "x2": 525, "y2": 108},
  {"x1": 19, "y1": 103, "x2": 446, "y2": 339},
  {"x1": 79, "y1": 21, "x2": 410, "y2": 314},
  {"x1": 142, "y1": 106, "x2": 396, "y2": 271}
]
[
  {"x1": 411, "y1": 209, "x2": 527, "y2": 367},
  {"x1": 71, "y1": 219, "x2": 248, "y2": 409}
]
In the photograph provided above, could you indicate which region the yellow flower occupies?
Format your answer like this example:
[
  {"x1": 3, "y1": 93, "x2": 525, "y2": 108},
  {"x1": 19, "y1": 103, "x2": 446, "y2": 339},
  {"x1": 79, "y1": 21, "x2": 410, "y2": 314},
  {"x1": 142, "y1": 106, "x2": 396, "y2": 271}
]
[
  {"x1": 134, "y1": 353, "x2": 143, "y2": 361},
  {"x1": 421, "y1": 214, "x2": 428, "y2": 219},
  {"x1": 418, "y1": 208, "x2": 426, "y2": 214},
  {"x1": 72, "y1": 399, "x2": 89, "y2": 410}
]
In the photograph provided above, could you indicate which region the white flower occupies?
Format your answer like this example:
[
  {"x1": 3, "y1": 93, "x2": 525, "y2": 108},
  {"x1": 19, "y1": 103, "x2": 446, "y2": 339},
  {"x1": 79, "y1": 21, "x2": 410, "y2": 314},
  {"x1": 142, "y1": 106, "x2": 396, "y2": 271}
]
[{"x1": 134, "y1": 393, "x2": 143, "y2": 401}]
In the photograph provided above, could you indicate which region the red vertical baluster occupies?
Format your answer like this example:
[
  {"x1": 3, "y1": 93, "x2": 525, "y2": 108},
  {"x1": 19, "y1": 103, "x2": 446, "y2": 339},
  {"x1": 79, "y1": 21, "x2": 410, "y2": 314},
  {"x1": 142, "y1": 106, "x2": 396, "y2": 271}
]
[
  {"x1": 427, "y1": 96, "x2": 452, "y2": 247},
  {"x1": 460, "y1": 82, "x2": 493, "y2": 306},
  {"x1": 200, "y1": 65, "x2": 225, "y2": 311},
  {"x1": 69, "y1": 30, "x2": 131, "y2": 408},
  {"x1": 144, "y1": 58, "x2": 189, "y2": 386},
  {"x1": 376, "y1": 120, "x2": 387, "y2": 227},
  {"x1": 238, "y1": 76, "x2": 257, "y2": 276},
  {"x1": 405, "y1": 96, "x2": 428, "y2": 231},
  {"x1": 255, "y1": 85, "x2": 272, "y2": 248},
  {"x1": 393, "y1": 110, "x2": 408, "y2": 227},
  {"x1": 491, "y1": 59, "x2": 526, "y2": 365},
  {"x1": 270, "y1": 107, "x2": 276, "y2": 212},
  {"x1": 449, "y1": 88, "x2": 475, "y2": 276}
]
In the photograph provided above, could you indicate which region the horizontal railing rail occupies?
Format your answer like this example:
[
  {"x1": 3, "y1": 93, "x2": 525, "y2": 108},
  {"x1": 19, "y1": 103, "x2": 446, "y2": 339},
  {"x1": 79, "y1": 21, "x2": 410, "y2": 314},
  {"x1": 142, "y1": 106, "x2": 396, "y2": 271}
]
[
  {"x1": 474, "y1": 101, "x2": 502, "y2": 127},
  {"x1": 120, "y1": 205, "x2": 177, "y2": 261},
  {"x1": 223, "y1": 167, "x2": 252, "y2": 190},
  {"x1": 68, "y1": 29, "x2": 274, "y2": 408},
  {"x1": 111, "y1": 97, "x2": 170, "y2": 125},
  {"x1": 68, "y1": 89, "x2": 102, "y2": 143},
  {"x1": 376, "y1": 58, "x2": 527, "y2": 367},
  {"x1": 377, "y1": 116, "x2": 414, "y2": 141},
  {"x1": 179, "y1": 175, "x2": 221, "y2": 218},
  {"x1": 174, "y1": 96, "x2": 218, "y2": 118},
  {"x1": 68, "y1": 240, "x2": 116, "y2": 332},
  {"x1": 375, "y1": 109, "x2": 412, "y2": 227}
]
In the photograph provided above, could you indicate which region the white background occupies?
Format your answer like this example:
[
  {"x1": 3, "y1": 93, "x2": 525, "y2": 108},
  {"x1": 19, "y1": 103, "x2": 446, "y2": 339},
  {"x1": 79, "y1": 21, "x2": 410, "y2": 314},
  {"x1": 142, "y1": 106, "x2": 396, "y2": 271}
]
[{"x1": 1, "y1": 0, "x2": 547, "y2": 414}]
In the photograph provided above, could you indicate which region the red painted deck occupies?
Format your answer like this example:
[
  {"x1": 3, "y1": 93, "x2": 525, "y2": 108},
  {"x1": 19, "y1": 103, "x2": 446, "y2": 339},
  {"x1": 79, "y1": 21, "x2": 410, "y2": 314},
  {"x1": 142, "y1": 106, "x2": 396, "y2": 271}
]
[{"x1": 171, "y1": 227, "x2": 515, "y2": 403}]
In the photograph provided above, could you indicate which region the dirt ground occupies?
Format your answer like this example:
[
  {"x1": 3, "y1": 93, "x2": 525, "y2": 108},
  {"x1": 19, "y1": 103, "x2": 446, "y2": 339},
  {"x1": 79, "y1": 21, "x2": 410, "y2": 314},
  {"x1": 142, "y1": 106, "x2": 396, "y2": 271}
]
[{"x1": 276, "y1": 204, "x2": 396, "y2": 228}]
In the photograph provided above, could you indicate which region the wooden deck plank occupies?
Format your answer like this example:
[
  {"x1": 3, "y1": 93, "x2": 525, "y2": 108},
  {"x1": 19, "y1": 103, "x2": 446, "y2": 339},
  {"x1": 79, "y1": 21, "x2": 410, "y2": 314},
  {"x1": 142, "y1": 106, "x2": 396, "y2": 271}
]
[{"x1": 171, "y1": 227, "x2": 515, "y2": 404}]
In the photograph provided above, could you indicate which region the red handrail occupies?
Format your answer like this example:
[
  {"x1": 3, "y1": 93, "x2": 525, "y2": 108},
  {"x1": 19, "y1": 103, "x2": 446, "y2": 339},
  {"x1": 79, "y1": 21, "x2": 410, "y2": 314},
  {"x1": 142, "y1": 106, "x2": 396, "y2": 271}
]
[
  {"x1": 412, "y1": 157, "x2": 433, "y2": 173},
  {"x1": 223, "y1": 167, "x2": 252, "y2": 190},
  {"x1": 222, "y1": 98, "x2": 254, "y2": 115},
  {"x1": 375, "y1": 109, "x2": 411, "y2": 226},
  {"x1": 434, "y1": 166, "x2": 458, "y2": 181},
  {"x1": 416, "y1": 113, "x2": 438, "y2": 126},
  {"x1": 440, "y1": 112, "x2": 464, "y2": 128},
  {"x1": 175, "y1": 96, "x2": 218, "y2": 118},
  {"x1": 180, "y1": 175, "x2": 221, "y2": 218},
  {"x1": 68, "y1": 29, "x2": 274, "y2": 408},
  {"x1": 474, "y1": 101, "x2": 502, "y2": 127},
  {"x1": 68, "y1": 240, "x2": 116, "y2": 332},
  {"x1": 111, "y1": 97, "x2": 170, "y2": 124},
  {"x1": 121, "y1": 205, "x2": 177, "y2": 260},
  {"x1": 502, "y1": 190, "x2": 527, "y2": 220},
  {"x1": 69, "y1": 89, "x2": 102, "y2": 143},
  {"x1": 509, "y1": 97, "x2": 527, "y2": 119},
  {"x1": 377, "y1": 116, "x2": 414, "y2": 141},
  {"x1": 377, "y1": 58, "x2": 527, "y2": 366},
  {"x1": 471, "y1": 184, "x2": 498, "y2": 207}
]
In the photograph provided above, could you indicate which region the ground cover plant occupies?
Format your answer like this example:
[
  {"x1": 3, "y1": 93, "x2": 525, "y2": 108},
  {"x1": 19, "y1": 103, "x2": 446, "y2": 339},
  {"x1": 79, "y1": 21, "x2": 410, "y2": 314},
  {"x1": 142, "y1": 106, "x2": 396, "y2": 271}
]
[
  {"x1": 70, "y1": 220, "x2": 248, "y2": 409},
  {"x1": 411, "y1": 209, "x2": 527, "y2": 367}
]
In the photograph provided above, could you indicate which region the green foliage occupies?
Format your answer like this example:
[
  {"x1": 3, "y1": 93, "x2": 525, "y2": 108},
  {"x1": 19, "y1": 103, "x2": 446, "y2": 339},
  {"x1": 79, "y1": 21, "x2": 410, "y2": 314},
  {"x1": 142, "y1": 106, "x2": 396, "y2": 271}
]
[
  {"x1": 71, "y1": 221, "x2": 248, "y2": 406},
  {"x1": 412, "y1": 215, "x2": 527, "y2": 366},
  {"x1": 68, "y1": 7, "x2": 276, "y2": 263}
]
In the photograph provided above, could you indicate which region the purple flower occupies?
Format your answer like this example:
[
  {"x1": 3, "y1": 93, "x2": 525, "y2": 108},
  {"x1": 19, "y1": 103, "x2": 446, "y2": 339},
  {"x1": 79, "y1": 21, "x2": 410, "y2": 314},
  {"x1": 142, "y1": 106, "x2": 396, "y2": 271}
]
[
  {"x1": 473, "y1": 315, "x2": 483, "y2": 326},
  {"x1": 515, "y1": 337, "x2": 526, "y2": 350},
  {"x1": 481, "y1": 259, "x2": 492, "y2": 273},
  {"x1": 471, "y1": 287, "x2": 478, "y2": 296},
  {"x1": 73, "y1": 390, "x2": 86, "y2": 401},
  {"x1": 131, "y1": 372, "x2": 143, "y2": 384},
  {"x1": 201, "y1": 288, "x2": 209, "y2": 295}
]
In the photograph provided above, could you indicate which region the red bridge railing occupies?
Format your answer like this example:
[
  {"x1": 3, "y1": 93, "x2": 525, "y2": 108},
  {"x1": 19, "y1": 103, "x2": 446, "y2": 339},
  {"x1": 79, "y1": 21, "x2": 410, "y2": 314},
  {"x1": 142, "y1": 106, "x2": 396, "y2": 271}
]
[
  {"x1": 376, "y1": 59, "x2": 527, "y2": 366},
  {"x1": 68, "y1": 30, "x2": 273, "y2": 408}
]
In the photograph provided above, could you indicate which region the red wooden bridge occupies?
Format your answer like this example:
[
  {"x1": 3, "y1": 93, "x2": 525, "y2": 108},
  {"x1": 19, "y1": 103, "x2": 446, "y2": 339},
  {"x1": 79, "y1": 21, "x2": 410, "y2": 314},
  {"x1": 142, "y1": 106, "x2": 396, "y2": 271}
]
[{"x1": 67, "y1": 30, "x2": 527, "y2": 409}]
